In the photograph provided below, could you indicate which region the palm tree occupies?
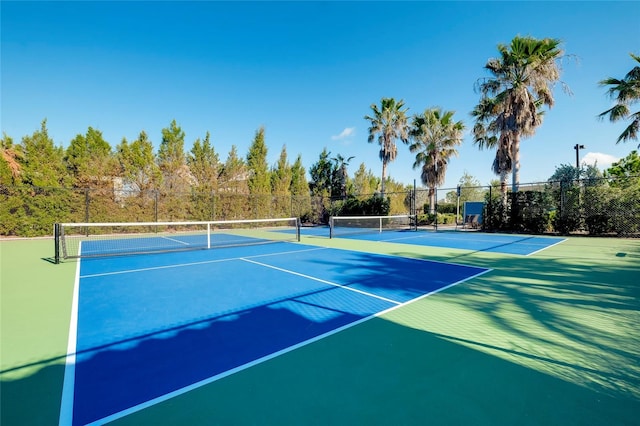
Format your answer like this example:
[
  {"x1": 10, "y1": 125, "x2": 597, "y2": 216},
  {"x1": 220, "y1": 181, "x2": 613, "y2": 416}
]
[
  {"x1": 470, "y1": 96, "x2": 512, "y2": 201},
  {"x1": 599, "y1": 53, "x2": 640, "y2": 146},
  {"x1": 364, "y1": 98, "x2": 409, "y2": 197},
  {"x1": 477, "y1": 35, "x2": 565, "y2": 193},
  {"x1": 409, "y1": 108, "x2": 465, "y2": 213}
]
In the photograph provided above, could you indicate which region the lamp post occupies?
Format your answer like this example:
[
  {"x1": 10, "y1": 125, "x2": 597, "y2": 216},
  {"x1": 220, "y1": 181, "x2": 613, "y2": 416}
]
[{"x1": 574, "y1": 144, "x2": 585, "y2": 169}]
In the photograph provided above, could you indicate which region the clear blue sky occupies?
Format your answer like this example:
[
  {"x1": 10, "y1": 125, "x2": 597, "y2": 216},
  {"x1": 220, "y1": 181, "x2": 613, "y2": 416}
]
[{"x1": 2, "y1": 1, "x2": 639, "y2": 190}]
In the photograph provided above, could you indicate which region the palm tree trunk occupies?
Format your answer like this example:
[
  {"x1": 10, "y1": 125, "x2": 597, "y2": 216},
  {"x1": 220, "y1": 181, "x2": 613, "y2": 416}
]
[
  {"x1": 500, "y1": 169, "x2": 508, "y2": 207},
  {"x1": 380, "y1": 161, "x2": 387, "y2": 197},
  {"x1": 428, "y1": 187, "x2": 436, "y2": 214},
  {"x1": 511, "y1": 134, "x2": 520, "y2": 193}
]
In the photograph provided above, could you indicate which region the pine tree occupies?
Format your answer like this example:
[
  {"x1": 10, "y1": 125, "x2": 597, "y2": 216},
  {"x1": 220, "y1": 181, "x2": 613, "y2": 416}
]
[
  {"x1": 271, "y1": 145, "x2": 292, "y2": 217},
  {"x1": 246, "y1": 127, "x2": 271, "y2": 217}
]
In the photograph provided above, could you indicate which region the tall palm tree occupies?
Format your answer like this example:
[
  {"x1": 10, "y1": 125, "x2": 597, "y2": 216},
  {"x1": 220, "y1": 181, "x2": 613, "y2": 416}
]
[
  {"x1": 364, "y1": 97, "x2": 409, "y2": 197},
  {"x1": 470, "y1": 95, "x2": 512, "y2": 201},
  {"x1": 409, "y1": 107, "x2": 465, "y2": 213},
  {"x1": 478, "y1": 35, "x2": 565, "y2": 193},
  {"x1": 599, "y1": 53, "x2": 640, "y2": 146}
]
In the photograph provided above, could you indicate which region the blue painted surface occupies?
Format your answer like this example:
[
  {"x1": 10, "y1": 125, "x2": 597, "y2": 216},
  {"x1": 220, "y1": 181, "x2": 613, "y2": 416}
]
[{"x1": 71, "y1": 244, "x2": 487, "y2": 425}]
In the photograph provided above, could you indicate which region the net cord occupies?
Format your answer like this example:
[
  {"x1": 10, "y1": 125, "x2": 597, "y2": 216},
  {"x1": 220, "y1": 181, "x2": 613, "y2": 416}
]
[
  {"x1": 329, "y1": 214, "x2": 416, "y2": 239},
  {"x1": 54, "y1": 217, "x2": 300, "y2": 261}
]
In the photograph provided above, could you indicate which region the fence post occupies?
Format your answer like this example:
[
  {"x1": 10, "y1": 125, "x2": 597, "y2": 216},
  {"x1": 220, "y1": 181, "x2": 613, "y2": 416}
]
[
  {"x1": 488, "y1": 185, "x2": 492, "y2": 231},
  {"x1": 560, "y1": 180, "x2": 565, "y2": 218},
  {"x1": 211, "y1": 191, "x2": 216, "y2": 220},
  {"x1": 154, "y1": 190, "x2": 159, "y2": 222},
  {"x1": 434, "y1": 188, "x2": 438, "y2": 231},
  {"x1": 84, "y1": 188, "x2": 90, "y2": 223}
]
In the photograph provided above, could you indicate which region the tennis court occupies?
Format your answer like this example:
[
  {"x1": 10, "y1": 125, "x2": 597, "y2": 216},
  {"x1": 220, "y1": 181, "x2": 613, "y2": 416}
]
[{"x1": 2, "y1": 218, "x2": 640, "y2": 425}]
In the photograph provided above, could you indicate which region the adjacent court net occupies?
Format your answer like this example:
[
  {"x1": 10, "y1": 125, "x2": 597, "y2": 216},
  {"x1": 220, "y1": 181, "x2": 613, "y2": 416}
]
[
  {"x1": 329, "y1": 214, "x2": 416, "y2": 238},
  {"x1": 54, "y1": 217, "x2": 300, "y2": 262}
]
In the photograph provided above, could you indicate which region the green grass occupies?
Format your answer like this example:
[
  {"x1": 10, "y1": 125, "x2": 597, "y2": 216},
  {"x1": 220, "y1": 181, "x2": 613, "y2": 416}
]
[{"x1": 1, "y1": 235, "x2": 639, "y2": 425}]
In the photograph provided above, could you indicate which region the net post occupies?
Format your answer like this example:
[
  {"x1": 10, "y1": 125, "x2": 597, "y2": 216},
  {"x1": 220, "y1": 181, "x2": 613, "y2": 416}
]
[
  {"x1": 54, "y1": 223, "x2": 60, "y2": 264},
  {"x1": 207, "y1": 223, "x2": 211, "y2": 249},
  {"x1": 378, "y1": 217, "x2": 382, "y2": 233},
  {"x1": 329, "y1": 216, "x2": 334, "y2": 239},
  {"x1": 296, "y1": 217, "x2": 301, "y2": 242}
]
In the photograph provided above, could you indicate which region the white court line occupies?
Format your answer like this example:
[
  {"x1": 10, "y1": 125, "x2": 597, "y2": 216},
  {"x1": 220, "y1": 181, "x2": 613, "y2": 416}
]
[
  {"x1": 378, "y1": 232, "x2": 566, "y2": 256},
  {"x1": 240, "y1": 257, "x2": 402, "y2": 305},
  {"x1": 526, "y1": 238, "x2": 567, "y2": 256},
  {"x1": 160, "y1": 235, "x2": 191, "y2": 245},
  {"x1": 59, "y1": 245, "x2": 82, "y2": 426},
  {"x1": 79, "y1": 246, "x2": 328, "y2": 279}
]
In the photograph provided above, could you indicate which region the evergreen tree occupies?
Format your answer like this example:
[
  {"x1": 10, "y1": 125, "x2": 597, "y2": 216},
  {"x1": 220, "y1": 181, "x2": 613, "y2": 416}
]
[
  {"x1": 271, "y1": 145, "x2": 292, "y2": 217},
  {"x1": 271, "y1": 145, "x2": 292, "y2": 195},
  {"x1": 290, "y1": 154, "x2": 312, "y2": 220},
  {"x1": 186, "y1": 132, "x2": 219, "y2": 220},
  {"x1": 20, "y1": 119, "x2": 69, "y2": 187},
  {"x1": 157, "y1": 120, "x2": 189, "y2": 220},
  {"x1": 352, "y1": 163, "x2": 379, "y2": 195},
  {"x1": 331, "y1": 154, "x2": 354, "y2": 199},
  {"x1": 219, "y1": 145, "x2": 249, "y2": 219},
  {"x1": 188, "y1": 131, "x2": 219, "y2": 191},
  {"x1": 66, "y1": 126, "x2": 115, "y2": 188},
  {"x1": 157, "y1": 119, "x2": 189, "y2": 192},
  {"x1": 309, "y1": 147, "x2": 335, "y2": 196},
  {"x1": 116, "y1": 130, "x2": 161, "y2": 193},
  {"x1": 246, "y1": 127, "x2": 270, "y2": 192},
  {"x1": 1, "y1": 133, "x2": 21, "y2": 185},
  {"x1": 246, "y1": 127, "x2": 271, "y2": 217},
  {"x1": 9, "y1": 120, "x2": 72, "y2": 235}
]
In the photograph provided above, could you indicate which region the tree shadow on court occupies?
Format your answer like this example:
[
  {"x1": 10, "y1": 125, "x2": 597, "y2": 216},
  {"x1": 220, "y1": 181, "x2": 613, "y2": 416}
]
[
  {"x1": 1, "y1": 362, "x2": 66, "y2": 426},
  {"x1": 388, "y1": 241, "x2": 640, "y2": 403},
  {"x1": 111, "y1": 316, "x2": 640, "y2": 426}
]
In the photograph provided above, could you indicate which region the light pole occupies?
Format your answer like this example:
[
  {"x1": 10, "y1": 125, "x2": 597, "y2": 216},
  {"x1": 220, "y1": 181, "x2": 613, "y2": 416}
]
[{"x1": 574, "y1": 144, "x2": 585, "y2": 169}]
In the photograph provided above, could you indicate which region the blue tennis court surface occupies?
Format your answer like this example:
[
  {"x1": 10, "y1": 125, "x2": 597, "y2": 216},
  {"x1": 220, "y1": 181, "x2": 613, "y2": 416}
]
[
  {"x1": 62, "y1": 242, "x2": 488, "y2": 425},
  {"x1": 335, "y1": 230, "x2": 566, "y2": 255}
]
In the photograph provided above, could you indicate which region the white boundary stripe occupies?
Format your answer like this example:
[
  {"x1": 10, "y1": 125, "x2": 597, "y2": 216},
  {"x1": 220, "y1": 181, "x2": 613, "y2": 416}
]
[
  {"x1": 160, "y1": 235, "x2": 191, "y2": 246},
  {"x1": 373, "y1": 232, "x2": 567, "y2": 256},
  {"x1": 85, "y1": 263, "x2": 492, "y2": 426},
  {"x1": 240, "y1": 258, "x2": 402, "y2": 305},
  {"x1": 59, "y1": 245, "x2": 82, "y2": 425},
  {"x1": 79, "y1": 246, "x2": 328, "y2": 279},
  {"x1": 526, "y1": 238, "x2": 567, "y2": 256}
]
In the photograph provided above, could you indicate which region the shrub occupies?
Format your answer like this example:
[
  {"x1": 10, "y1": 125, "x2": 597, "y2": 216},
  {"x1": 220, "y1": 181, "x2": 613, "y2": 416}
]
[{"x1": 585, "y1": 214, "x2": 611, "y2": 235}]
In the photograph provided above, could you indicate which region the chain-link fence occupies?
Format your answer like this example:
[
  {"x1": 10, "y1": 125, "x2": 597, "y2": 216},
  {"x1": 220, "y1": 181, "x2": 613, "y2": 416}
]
[
  {"x1": 2, "y1": 176, "x2": 638, "y2": 237},
  {"x1": 435, "y1": 176, "x2": 639, "y2": 237}
]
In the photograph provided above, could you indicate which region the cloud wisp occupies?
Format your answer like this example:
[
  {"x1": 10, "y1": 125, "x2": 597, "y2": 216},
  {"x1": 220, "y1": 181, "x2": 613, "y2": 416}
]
[{"x1": 331, "y1": 127, "x2": 355, "y2": 141}]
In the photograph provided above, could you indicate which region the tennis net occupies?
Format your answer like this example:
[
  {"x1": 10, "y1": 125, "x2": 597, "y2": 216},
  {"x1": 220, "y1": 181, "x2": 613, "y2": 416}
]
[
  {"x1": 329, "y1": 214, "x2": 416, "y2": 238},
  {"x1": 54, "y1": 217, "x2": 300, "y2": 262}
]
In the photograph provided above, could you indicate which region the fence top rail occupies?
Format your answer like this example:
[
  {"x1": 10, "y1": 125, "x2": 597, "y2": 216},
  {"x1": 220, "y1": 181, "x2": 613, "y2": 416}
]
[
  {"x1": 57, "y1": 217, "x2": 299, "y2": 228},
  {"x1": 330, "y1": 214, "x2": 415, "y2": 221}
]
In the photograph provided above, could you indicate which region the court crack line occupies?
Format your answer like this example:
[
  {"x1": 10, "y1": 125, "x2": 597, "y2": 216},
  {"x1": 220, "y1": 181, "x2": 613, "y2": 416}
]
[{"x1": 240, "y1": 257, "x2": 402, "y2": 305}]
